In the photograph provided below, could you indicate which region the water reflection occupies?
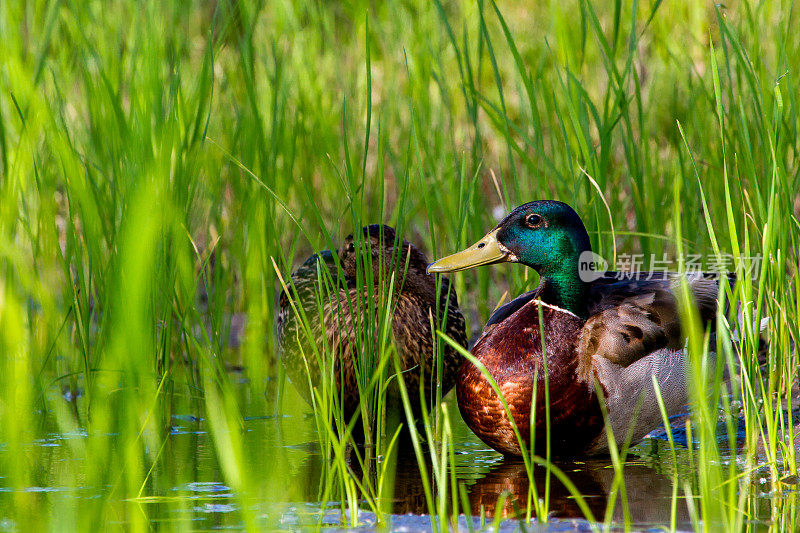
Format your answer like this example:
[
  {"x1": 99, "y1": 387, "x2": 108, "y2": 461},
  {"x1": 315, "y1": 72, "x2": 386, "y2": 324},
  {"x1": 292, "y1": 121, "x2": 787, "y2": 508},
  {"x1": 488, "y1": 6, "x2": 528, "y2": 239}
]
[
  {"x1": 466, "y1": 456, "x2": 691, "y2": 523},
  {"x1": 385, "y1": 448, "x2": 691, "y2": 524},
  {"x1": 19, "y1": 383, "x2": 794, "y2": 530},
  {"x1": 287, "y1": 414, "x2": 694, "y2": 526},
  {"x1": 466, "y1": 458, "x2": 604, "y2": 518}
]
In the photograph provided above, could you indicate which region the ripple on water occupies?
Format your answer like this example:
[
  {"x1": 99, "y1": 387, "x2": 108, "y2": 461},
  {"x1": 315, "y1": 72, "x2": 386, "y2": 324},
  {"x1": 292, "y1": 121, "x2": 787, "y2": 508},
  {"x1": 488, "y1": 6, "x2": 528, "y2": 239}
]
[
  {"x1": 278, "y1": 506, "x2": 601, "y2": 532},
  {"x1": 192, "y1": 503, "x2": 237, "y2": 514},
  {"x1": 173, "y1": 481, "x2": 233, "y2": 495}
]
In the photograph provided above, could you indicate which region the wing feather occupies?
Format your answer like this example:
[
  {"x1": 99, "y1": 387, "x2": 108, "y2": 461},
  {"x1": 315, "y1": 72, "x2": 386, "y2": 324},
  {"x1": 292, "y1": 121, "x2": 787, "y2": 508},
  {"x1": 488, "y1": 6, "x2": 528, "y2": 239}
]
[{"x1": 577, "y1": 271, "x2": 731, "y2": 381}]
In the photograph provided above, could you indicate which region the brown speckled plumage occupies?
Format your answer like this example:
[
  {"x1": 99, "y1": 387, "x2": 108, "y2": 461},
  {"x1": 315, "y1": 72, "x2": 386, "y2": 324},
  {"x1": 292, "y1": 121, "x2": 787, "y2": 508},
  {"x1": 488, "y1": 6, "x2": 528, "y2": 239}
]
[{"x1": 277, "y1": 225, "x2": 467, "y2": 423}]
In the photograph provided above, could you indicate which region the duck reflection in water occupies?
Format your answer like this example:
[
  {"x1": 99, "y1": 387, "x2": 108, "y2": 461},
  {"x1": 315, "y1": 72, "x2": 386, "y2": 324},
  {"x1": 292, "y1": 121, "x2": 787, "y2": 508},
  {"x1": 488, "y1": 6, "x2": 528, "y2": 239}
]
[
  {"x1": 465, "y1": 456, "x2": 692, "y2": 524},
  {"x1": 369, "y1": 446, "x2": 692, "y2": 523},
  {"x1": 289, "y1": 442, "x2": 691, "y2": 525}
]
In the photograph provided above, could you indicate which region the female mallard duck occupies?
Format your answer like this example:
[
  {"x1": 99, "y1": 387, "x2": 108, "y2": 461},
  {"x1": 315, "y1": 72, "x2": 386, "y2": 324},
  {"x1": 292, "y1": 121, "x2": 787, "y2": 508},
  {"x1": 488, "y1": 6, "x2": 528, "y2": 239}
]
[
  {"x1": 428, "y1": 200, "x2": 731, "y2": 456},
  {"x1": 277, "y1": 224, "x2": 467, "y2": 425}
]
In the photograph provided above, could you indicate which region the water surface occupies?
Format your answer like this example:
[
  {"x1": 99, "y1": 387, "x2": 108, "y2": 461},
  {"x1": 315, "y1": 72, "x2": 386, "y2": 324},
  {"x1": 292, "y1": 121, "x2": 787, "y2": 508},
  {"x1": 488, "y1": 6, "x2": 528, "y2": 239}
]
[{"x1": 2, "y1": 378, "x2": 794, "y2": 531}]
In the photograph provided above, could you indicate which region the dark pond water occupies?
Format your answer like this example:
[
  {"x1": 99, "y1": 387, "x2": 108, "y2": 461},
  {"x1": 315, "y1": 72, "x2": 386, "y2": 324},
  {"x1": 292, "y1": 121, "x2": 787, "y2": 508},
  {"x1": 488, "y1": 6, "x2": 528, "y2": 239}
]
[{"x1": 4, "y1": 377, "x2": 795, "y2": 532}]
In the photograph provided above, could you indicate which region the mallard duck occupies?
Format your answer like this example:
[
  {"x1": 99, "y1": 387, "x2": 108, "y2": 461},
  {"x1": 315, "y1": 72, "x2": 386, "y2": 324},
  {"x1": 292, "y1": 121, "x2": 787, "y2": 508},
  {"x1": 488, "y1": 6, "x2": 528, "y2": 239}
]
[
  {"x1": 428, "y1": 200, "x2": 732, "y2": 456},
  {"x1": 277, "y1": 224, "x2": 467, "y2": 425}
]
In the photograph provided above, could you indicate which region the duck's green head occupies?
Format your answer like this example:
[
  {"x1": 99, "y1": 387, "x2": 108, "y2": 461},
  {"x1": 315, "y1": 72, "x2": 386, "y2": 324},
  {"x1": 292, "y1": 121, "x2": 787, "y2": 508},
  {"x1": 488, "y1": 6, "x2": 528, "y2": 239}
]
[{"x1": 428, "y1": 200, "x2": 592, "y2": 315}]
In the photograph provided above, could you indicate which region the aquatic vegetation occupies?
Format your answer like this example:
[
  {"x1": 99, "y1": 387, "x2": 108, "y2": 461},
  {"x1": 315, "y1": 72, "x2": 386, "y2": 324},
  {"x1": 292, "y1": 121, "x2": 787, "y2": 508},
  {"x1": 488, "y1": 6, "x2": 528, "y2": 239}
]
[{"x1": 0, "y1": 0, "x2": 797, "y2": 531}]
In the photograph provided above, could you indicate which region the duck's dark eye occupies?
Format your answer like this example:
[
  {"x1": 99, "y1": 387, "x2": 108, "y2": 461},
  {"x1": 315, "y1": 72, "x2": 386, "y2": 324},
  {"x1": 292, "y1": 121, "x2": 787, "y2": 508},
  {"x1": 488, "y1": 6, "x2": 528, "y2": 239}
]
[
  {"x1": 524, "y1": 213, "x2": 544, "y2": 228},
  {"x1": 347, "y1": 242, "x2": 355, "y2": 252}
]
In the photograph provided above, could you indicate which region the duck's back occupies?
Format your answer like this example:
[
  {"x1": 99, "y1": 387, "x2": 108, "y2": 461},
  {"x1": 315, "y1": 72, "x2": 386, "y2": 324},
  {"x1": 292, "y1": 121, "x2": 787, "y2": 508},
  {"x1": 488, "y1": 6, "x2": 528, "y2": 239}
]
[{"x1": 276, "y1": 251, "x2": 349, "y2": 406}]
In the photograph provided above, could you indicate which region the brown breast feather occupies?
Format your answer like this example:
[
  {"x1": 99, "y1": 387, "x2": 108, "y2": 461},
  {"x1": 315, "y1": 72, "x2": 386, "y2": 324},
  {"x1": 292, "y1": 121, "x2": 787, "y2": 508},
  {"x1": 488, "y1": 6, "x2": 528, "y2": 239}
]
[{"x1": 457, "y1": 299, "x2": 604, "y2": 456}]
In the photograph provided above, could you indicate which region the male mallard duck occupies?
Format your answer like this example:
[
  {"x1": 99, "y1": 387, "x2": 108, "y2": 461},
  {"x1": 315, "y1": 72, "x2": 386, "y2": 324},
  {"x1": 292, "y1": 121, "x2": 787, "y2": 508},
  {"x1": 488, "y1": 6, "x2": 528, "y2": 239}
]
[
  {"x1": 277, "y1": 224, "x2": 467, "y2": 424},
  {"x1": 428, "y1": 200, "x2": 732, "y2": 456}
]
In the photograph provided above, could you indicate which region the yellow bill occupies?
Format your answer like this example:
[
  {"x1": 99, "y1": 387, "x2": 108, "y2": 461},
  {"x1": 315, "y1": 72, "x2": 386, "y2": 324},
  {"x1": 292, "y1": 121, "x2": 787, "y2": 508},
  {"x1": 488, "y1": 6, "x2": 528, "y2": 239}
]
[{"x1": 427, "y1": 229, "x2": 513, "y2": 274}]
